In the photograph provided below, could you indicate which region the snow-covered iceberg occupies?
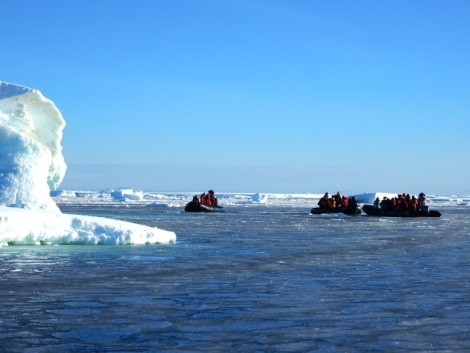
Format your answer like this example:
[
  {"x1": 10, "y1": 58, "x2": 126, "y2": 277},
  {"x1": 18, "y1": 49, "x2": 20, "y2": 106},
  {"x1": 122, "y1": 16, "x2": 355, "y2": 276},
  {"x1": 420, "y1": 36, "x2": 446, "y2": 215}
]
[
  {"x1": 0, "y1": 81, "x2": 175, "y2": 246},
  {"x1": 0, "y1": 82, "x2": 66, "y2": 211}
]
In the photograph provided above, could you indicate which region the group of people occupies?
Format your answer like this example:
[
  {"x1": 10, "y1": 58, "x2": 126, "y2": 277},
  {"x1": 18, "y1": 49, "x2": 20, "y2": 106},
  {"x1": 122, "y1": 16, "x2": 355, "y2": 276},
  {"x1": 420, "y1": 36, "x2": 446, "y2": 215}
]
[
  {"x1": 317, "y1": 191, "x2": 358, "y2": 210},
  {"x1": 192, "y1": 190, "x2": 427, "y2": 212},
  {"x1": 373, "y1": 192, "x2": 427, "y2": 212},
  {"x1": 191, "y1": 189, "x2": 218, "y2": 207}
]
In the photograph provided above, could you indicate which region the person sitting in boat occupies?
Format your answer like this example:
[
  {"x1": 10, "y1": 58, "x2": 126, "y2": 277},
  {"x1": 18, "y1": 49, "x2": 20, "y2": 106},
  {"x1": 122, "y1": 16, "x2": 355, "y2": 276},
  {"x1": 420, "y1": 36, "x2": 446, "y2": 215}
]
[
  {"x1": 200, "y1": 192, "x2": 207, "y2": 205},
  {"x1": 418, "y1": 192, "x2": 428, "y2": 213},
  {"x1": 379, "y1": 197, "x2": 387, "y2": 209},
  {"x1": 192, "y1": 195, "x2": 200, "y2": 203},
  {"x1": 348, "y1": 196, "x2": 358, "y2": 209},
  {"x1": 418, "y1": 193, "x2": 426, "y2": 206},
  {"x1": 318, "y1": 192, "x2": 329, "y2": 209},
  {"x1": 205, "y1": 190, "x2": 218, "y2": 207},
  {"x1": 398, "y1": 195, "x2": 408, "y2": 211},
  {"x1": 406, "y1": 193, "x2": 412, "y2": 204},
  {"x1": 341, "y1": 196, "x2": 349, "y2": 208},
  {"x1": 328, "y1": 197, "x2": 336, "y2": 209},
  {"x1": 409, "y1": 195, "x2": 418, "y2": 212},
  {"x1": 380, "y1": 197, "x2": 392, "y2": 210},
  {"x1": 334, "y1": 192, "x2": 342, "y2": 208},
  {"x1": 374, "y1": 197, "x2": 380, "y2": 208}
]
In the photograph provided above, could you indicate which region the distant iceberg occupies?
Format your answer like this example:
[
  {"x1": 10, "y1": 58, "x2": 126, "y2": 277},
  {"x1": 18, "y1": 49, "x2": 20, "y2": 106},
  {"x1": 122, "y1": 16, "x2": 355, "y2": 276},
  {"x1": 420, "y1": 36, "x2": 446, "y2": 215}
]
[
  {"x1": 110, "y1": 188, "x2": 144, "y2": 201},
  {"x1": 252, "y1": 193, "x2": 268, "y2": 204},
  {"x1": 0, "y1": 81, "x2": 175, "y2": 246}
]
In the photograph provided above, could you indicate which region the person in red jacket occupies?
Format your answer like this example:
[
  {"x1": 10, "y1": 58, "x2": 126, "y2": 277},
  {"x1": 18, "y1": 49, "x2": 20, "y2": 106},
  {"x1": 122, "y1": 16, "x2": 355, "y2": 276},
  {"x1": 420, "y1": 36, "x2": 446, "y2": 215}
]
[
  {"x1": 206, "y1": 190, "x2": 218, "y2": 207},
  {"x1": 200, "y1": 192, "x2": 207, "y2": 205},
  {"x1": 398, "y1": 197, "x2": 409, "y2": 211},
  {"x1": 409, "y1": 195, "x2": 419, "y2": 212}
]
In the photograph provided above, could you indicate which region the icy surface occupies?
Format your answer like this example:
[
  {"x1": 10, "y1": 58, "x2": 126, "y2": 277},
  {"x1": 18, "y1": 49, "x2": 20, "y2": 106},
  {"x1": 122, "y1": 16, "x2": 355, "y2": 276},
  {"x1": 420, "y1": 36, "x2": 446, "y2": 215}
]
[{"x1": 1, "y1": 205, "x2": 469, "y2": 352}]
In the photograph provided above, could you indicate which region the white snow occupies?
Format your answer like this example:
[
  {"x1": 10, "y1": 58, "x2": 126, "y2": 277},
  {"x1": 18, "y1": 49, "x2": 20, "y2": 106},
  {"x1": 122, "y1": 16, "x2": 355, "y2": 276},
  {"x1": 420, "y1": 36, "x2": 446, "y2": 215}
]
[
  {"x1": 0, "y1": 81, "x2": 175, "y2": 246},
  {"x1": 0, "y1": 81, "x2": 65, "y2": 211},
  {"x1": 0, "y1": 206, "x2": 175, "y2": 246}
]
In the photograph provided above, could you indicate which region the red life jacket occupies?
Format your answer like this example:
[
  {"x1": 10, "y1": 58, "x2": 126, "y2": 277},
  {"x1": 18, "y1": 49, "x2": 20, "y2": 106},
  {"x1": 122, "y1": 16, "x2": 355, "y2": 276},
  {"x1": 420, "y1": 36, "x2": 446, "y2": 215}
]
[{"x1": 200, "y1": 193, "x2": 207, "y2": 205}]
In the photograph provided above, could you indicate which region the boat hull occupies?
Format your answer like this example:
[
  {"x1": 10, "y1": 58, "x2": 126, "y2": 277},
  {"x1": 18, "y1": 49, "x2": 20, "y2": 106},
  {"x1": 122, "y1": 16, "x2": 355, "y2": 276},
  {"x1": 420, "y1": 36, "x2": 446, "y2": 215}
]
[
  {"x1": 310, "y1": 206, "x2": 362, "y2": 215},
  {"x1": 362, "y1": 205, "x2": 441, "y2": 217},
  {"x1": 184, "y1": 202, "x2": 225, "y2": 213}
]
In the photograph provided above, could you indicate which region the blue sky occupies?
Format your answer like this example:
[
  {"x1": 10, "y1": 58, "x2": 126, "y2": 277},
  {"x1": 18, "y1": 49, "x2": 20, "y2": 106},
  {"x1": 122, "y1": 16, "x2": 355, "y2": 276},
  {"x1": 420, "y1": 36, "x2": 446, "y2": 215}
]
[{"x1": 1, "y1": 0, "x2": 469, "y2": 194}]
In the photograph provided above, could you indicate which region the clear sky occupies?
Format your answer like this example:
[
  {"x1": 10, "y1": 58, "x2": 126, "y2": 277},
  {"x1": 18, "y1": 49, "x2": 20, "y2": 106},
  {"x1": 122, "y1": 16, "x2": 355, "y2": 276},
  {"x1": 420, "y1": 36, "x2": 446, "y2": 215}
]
[{"x1": 1, "y1": 0, "x2": 469, "y2": 194}]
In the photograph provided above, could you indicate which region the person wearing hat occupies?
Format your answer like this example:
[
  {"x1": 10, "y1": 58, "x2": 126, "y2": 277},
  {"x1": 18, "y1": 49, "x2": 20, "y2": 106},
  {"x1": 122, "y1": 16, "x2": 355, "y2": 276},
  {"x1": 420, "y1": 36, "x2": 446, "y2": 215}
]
[{"x1": 318, "y1": 192, "x2": 329, "y2": 209}]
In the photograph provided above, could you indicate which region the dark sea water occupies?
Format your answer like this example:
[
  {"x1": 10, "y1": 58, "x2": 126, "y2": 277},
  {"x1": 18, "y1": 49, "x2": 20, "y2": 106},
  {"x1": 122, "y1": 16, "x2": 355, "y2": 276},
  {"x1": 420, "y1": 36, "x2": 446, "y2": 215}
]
[{"x1": 1, "y1": 205, "x2": 469, "y2": 352}]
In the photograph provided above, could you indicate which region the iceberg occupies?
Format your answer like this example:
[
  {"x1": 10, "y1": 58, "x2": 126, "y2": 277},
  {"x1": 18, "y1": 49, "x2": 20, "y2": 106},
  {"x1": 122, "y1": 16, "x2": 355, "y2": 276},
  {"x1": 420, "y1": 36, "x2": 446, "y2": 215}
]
[
  {"x1": 110, "y1": 188, "x2": 144, "y2": 201},
  {"x1": 0, "y1": 82, "x2": 66, "y2": 211},
  {"x1": 0, "y1": 81, "x2": 175, "y2": 246}
]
